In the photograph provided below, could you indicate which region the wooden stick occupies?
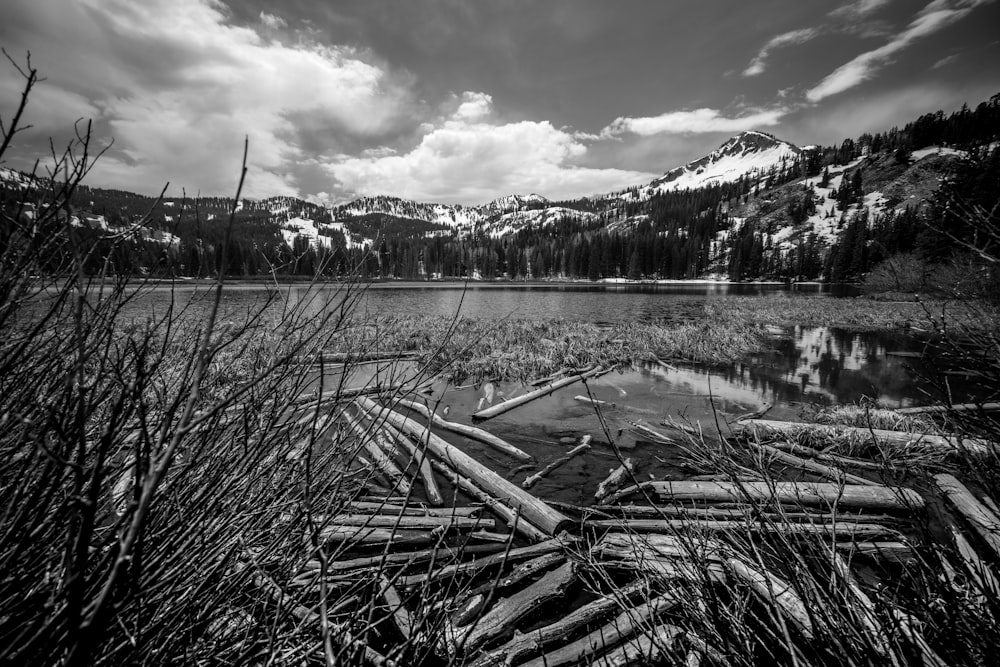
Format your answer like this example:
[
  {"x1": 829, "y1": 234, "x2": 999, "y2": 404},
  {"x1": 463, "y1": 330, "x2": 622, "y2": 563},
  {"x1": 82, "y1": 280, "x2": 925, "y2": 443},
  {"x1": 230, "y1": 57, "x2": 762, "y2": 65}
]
[
  {"x1": 834, "y1": 541, "x2": 916, "y2": 564},
  {"x1": 628, "y1": 421, "x2": 674, "y2": 444},
  {"x1": 396, "y1": 397, "x2": 532, "y2": 461},
  {"x1": 517, "y1": 595, "x2": 680, "y2": 667},
  {"x1": 523, "y1": 437, "x2": 592, "y2": 489},
  {"x1": 726, "y1": 556, "x2": 814, "y2": 638},
  {"x1": 768, "y1": 441, "x2": 886, "y2": 471},
  {"x1": 309, "y1": 543, "x2": 506, "y2": 573},
  {"x1": 589, "y1": 623, "x2": 686, "y2": 667},
  {"x1": 472, "y1": 366, "x2": 604, "y2": 421},
  {"x1": 574, "y1": 395, "x2": 659, "y2": 416},
  {"x1": 934, "y1": 473, "x2": 1000, "y2": 561},
  {"x1": 607, "y1": 480, "x2": 925, "y2": 511},
  {"x1": 737, "y1": 418, "x2": 991, "y2": 455},
  {"x1": 449, "y1": 561, "x2": 578, "y2": 656},
  {"x1": 471, "y1": 580, "x2": 649, "y2": 667},
  {"x1": 599, "y1": 504, "x2": 899, "y2": 524},
  {"x1": 358, "y1": 396, "x2": 572, "y2": 537},
  {"x1": 596, "y1": 458, "x2": 635, "y2": 502},
  {"x1": 947, "y1": 523, "x2": 1000, "y2": 600},
  {"x1": 317, "y1": 525, "x2": 434, "y2": 548},
  {"x1": 755, "y1": 443, "x2": 878, "y2": 486}
]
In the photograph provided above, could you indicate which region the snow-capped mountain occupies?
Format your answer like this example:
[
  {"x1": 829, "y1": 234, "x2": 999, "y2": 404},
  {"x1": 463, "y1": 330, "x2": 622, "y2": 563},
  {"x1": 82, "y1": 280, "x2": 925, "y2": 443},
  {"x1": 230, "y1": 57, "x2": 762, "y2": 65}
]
[{"x1": 618, "y1": 131, "x2": 802, "y2": 201}]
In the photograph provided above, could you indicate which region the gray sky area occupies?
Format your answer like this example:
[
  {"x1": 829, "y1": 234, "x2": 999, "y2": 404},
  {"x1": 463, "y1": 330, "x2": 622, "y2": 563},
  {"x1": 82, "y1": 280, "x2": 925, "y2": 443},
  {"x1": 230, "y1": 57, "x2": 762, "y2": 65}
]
[{"x1": 1, "y1": 0, "x2": 998, "y2": 204}]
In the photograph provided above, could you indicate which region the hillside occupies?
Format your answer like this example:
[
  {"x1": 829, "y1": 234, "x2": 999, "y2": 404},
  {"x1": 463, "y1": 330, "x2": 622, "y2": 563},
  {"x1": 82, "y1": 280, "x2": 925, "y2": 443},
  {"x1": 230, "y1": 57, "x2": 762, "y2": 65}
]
[{"x1": 2, "y1": 94, "x2": 998, "y2": 282}]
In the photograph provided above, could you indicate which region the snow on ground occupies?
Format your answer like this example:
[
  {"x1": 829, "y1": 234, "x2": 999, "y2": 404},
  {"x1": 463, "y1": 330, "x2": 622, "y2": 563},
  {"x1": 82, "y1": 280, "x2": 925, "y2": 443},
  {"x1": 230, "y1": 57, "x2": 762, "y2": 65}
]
[
  {"x1": 281, "y1": 217, "x2": 370, "y2": 250},
  {"x1": 911, "y1": 146, "x2": 965, "y2": 161}
]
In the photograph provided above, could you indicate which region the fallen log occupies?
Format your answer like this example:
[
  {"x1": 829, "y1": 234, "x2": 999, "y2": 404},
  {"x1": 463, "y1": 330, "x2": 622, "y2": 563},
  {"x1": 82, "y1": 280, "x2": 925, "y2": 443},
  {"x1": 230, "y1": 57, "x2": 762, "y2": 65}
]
[
  {"x1": 607, "y1": 480, "x2": 925, "y2": 512},
  {"x1": 325, "y1": 514, "x2": 494, "y2": 531},
  {"x1": 430, "y1": 459, "x2": 549, "y2": 543},
  {"x1": 595, "y1": 458, "x2": 635, "y2": 502},
  {"x1": 380, "y1": 575, "x2": 414, "y2": 639},
  {"x1": 400, "y1": 537, "x2": 569, "y2": 588},
  {"x1": 600, "y1": 504, "x2": 900, "y2": 525},
  {"x1": 344, "y1": 502, "x2": 482, "y2": 518},
  {"x1": 589, "y1": 623, "x2": 686, "y2": 667},
  {"x1": 358, "y1": 396, "x2": 572, "y2": 537},
  {"x1": 523, "y1": 437, "x2": 592, "y2": 489},
  {"x1": 471, "y1": 580, "x2": 649, "y2": 667},
  {"x1": 317, "y1": 525, "x2": 434, "y2": 548},
  {"x1": 947, "y1": 523, "x2": 1000, "y2": 600},
  {"x1": 934, "y1": 473, "x2": 1000, "y2": 561},
  {"x1": 628, "y1": 421, "x2": 674, "y2": 445},
  {"x1": 452, "y1": 593, "x2": 487, "y2": 627},
  {"x1": 376, "y1": 416, "x2": 445, "y2": 506},
  {"x1": 768, "y1": 441, "x2": 886, "y2": 472},
  {"x1": 737, "y1": 418, "x2": 991, "y2": 455},
  {"x1": 574, "y1": 395, "x2": 659, "y2": 416},
  {"x1": 896, "y1": 402, "x2": 1000, "y2": 415},
  {"x1": 341, "y1": 410, "x2": 412, "y2": 496},
  {"x1": 518, "y1": 595, "x2": 681, "y2": 667},
  {"x1": 310, "y1": 543, "x2": 507, "y2": 573},
  {"x1": 755, "y1": 443, "x2": 878, "y2": 486},
  {"x1": 726, "y1": 556, "x2": 814, "y2": 638},
  {"x1": 449, "y1": 561, "x2": 578, "y2": 656},
  {"x1": 834, "y1": 541, "x2": 916, "y2": 564},
  {"x1": 587, "y1": 518, "x2": 900, "y2": 540},
  {"x1": 830, "y1": 551, "x2": 886, "y2": 647},
  {"x1": 465, "y1": 553, "x2": 567, "y2": 601},
  {"x1": 396, "y1": 397, "x2": 532, "y2": 461},
  {"x1": 472, "y1": 366, "x2": 604, "y2": 421}
]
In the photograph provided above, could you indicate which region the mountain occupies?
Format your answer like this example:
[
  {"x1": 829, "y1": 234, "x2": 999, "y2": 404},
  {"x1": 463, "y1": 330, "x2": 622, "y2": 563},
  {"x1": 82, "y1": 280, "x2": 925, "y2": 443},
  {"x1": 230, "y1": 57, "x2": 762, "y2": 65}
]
[{"x1": 617, "y1": 131, "x2": 803, "y2": 201}]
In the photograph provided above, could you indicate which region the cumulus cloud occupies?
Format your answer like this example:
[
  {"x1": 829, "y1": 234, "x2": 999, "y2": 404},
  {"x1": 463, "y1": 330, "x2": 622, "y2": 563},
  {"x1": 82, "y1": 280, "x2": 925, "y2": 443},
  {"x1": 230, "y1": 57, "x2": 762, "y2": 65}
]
[
  {"x1": 807, "y1": 0, "x2": 993, "y2": 102},
  {"x1": 0, "y1": 0, "x2": 415, "y2": 197},
  {"x1": 601, "y1": 107, "x2": 787, "y2": 137},
  {"x1": 326, "y1": 93, "x2": 654, "y2": 203},
  {"x1": 259, "y1": 11, "x2": 287, "y2": 29},
  {"x1": 742, "y1": 28, "x2": 821, "y2": 77}
]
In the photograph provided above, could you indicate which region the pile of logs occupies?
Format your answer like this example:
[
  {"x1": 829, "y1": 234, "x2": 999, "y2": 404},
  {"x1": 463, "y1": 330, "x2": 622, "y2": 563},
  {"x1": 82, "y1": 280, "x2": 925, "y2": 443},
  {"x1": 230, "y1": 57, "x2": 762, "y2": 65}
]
[{"x1": 265, "y1": 377, "x2": 1000, "y2": 666}]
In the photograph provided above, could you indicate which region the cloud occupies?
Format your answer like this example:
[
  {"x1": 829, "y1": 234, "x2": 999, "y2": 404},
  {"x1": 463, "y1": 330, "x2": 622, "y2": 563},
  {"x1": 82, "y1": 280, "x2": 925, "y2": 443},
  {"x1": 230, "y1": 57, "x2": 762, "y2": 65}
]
[
  {"x1": 806, "y1": 0, "x2": 993, "y2": 102},
  {"x1": 743, "y1": 28, "x2": 821, "y2": 77},
  {"x1": 259, "y1": 11, "x2": 287, "y2": 30},
  {"x1": 326, "y1": 93, "x2": 655, "y2": 204},
  {"x1": 828, "y1": 0, "x2": 893, "y2": 19},
  {"x1": 0, "y1": 0, "x2": 417, "y2": 197},
  {"x1": 601, "y1": 107, "x2": 787, "y2": 137}
]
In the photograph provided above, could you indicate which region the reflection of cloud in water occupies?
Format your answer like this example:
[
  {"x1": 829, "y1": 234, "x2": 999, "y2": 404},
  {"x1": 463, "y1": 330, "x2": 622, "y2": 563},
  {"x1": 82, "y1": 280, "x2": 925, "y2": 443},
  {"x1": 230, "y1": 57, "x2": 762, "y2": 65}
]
[{"x1": 660, "y1": 326, "x2": 946, "y2": 413}]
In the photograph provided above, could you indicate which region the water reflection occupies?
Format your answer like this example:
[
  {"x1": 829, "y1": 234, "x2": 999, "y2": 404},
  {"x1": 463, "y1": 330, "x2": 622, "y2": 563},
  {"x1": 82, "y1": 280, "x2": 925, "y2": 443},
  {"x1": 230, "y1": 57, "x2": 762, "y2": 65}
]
[{"x1": 655, "y1": 326, "x2": 960, "y2": 416}]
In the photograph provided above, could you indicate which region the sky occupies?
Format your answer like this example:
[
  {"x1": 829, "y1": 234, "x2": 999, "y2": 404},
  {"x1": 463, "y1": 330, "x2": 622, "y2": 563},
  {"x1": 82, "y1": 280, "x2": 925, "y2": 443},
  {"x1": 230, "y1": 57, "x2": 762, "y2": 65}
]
[{"x1": 1, "y1": 0, "x2": 998, "y2": 205}]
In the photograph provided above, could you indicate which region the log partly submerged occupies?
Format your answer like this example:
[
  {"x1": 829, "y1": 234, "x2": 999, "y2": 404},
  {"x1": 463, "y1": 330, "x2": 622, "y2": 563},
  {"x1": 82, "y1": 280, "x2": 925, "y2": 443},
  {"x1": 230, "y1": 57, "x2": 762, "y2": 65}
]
[
  {"x1": 595, "y1": 458, "x2": 635, "y2": 503},
  {"x1": 737, "y1": 418, "x2": 991, "y2": 455},
  {"x1": 523, "y1": 437, "x2": 592, "y2": 489},
  {"x1": 934, "y1": 473, "x2": 1000, "y2": 561},
  {"x1": 606, "y1": 480, "x2": 925, "y2": 511},
  {"x1": 357, "y1": 396, "x2": 572, "y2": 537},
  {"x1": 396, "y1": 397, "x2": 532, "y2": 461},
  {"x1": 472, "y1": 366, "x2": 605, "y2": 421}
]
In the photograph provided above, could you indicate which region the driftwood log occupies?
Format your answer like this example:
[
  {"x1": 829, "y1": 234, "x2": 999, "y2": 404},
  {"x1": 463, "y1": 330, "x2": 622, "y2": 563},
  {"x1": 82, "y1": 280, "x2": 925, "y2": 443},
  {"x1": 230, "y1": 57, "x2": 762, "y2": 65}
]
[
  {"x1": 400, "y1": 537, "x2": 569, "y2": 588},
  {"x1": 376, "y1": 417, "x2": 445, "y2": 505},
  {"x1": 471, "y1": 580, "x2": 649, "y2": 667},
  {"x1": 448, "y1": 561, "x2": 578, "y2": 655},
  {"x1": 523, "y1": 437, "x2": 592, "y2": 489},
  {"x1": 358, "y1": 396, "x2": 572, "y2": 536},
  {"x1": 607, "y1": 480, "x2": 925, "y2": 511},
  {"x1": 396, "y1": 397, "x2": 531, "y2": 461},
  {"x1": 755, "y1": 443, "x2": 877, "y2": 486},
  {"x1": 587, "y1": 518, "x2": 900, "y2": 540},
  {"x1": 726, "y1": 556, "x2": 814, "y2": 638},
  {"x1": 934, "y1": 473, "x2": 1000, "y2": 561},
  {"x1": 472, "y1": 366, "x2": 605, "y2": 421},
  {"x1": 596, "y1": 459, "x2": 636, "y2": 502},
  {"x1": 737, "y1": 418, "x2": 991, "y2": 455},
  {"x1": 518, "y1": 595, "x2": 681, "y2": 667},
  {"x1": 896, "y1": 402, "x2": 1000, "y2": 415}
]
